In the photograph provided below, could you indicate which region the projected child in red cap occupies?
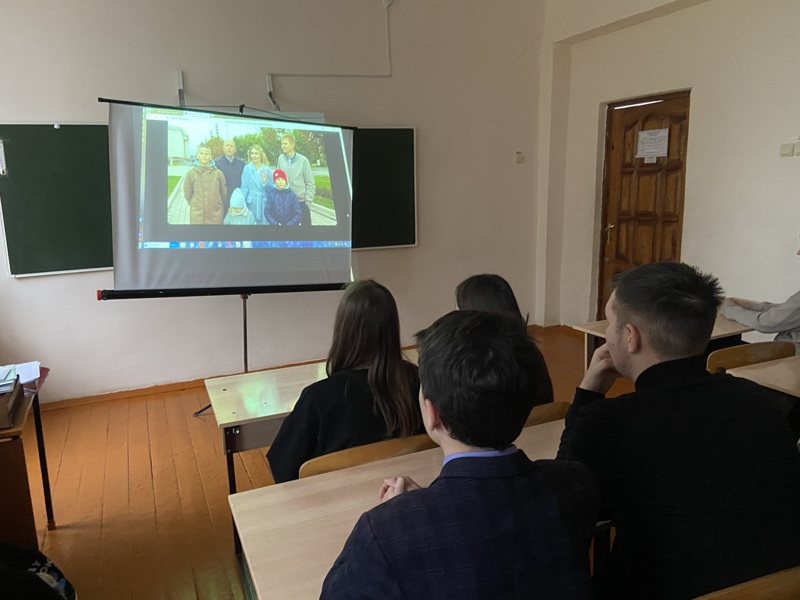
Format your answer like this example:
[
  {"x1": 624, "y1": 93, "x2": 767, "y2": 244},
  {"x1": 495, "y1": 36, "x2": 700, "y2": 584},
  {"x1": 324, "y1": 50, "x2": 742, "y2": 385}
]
[{"x1": 264, "y1": 169, "x2": 302, "y2": 226}]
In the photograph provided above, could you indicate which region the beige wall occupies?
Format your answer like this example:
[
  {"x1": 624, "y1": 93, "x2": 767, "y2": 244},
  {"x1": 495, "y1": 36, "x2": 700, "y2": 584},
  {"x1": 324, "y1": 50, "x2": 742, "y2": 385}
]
[
  {"x1": 534, "y1": 0, "x2": 712, "y2": 324},
  {"x1": 0, "y1": 0, "x2": 545, "y2": 401},
  {"x1": 552, "y1": 0, "x2": 800, "y2": 328}
]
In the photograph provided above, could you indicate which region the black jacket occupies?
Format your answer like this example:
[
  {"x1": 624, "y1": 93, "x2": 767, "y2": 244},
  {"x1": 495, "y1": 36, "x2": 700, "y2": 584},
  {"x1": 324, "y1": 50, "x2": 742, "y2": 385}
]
[{"x1": 558, "y1": 355, "x2": 800, "y2": 599}]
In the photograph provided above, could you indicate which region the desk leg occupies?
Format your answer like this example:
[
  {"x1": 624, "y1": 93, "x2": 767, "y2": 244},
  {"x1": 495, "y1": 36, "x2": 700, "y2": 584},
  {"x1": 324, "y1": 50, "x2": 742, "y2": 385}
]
[
  {"x1": 224, "y1": 427, "x2": 237, "y2": 496},
  {"x1": 32, "y1": 394, "x2": 55, "y2": 530},
  {"x1": 224, "y1": 427, "x2": 242, "y2": 555}
]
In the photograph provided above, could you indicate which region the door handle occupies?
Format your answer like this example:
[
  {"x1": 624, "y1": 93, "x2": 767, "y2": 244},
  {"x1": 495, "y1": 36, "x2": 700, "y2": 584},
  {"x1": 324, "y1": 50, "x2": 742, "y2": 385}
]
[{"x1": 605, "y1": 223, "x2": 615, "y2": 247}]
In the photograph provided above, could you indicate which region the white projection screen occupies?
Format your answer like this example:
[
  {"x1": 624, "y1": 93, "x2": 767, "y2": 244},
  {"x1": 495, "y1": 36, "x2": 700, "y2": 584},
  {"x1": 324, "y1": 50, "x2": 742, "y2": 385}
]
[{"x1": 106, "y1": 100, "x2": 353, "y2": 295}]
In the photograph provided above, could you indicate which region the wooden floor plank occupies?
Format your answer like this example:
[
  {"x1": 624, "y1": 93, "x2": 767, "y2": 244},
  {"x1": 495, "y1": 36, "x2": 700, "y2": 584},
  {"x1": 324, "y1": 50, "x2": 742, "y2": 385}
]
[
  {"x1": 147, "y1": 396, "x2": 198, "y2": 599},
  {"x1": 183, "y1": 391, "x2": 246, "y2": 599},
  {"x1": 128, "y1": 397, "x2": 165, "y2": 600},
  {"x1": 100, "y1": 399, "x2": 132, "y2": 600},
  {"x1": 41, "y1": 405, "x2": 93, "y2": 578},
  {"x1": 164, "y1": 390, "x2": 237, "y2": 600},
  {"x1": 76, "y1": 403, "x2": 112, "y2": 593}
]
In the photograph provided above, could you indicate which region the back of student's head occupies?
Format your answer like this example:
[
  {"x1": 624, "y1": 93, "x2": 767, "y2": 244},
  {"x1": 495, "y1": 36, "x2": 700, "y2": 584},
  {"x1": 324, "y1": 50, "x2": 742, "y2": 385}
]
[
  {"x1": 609, "y1": 261, "x2": 723, "y2": 359},
  {"x1": 327, "y1": 279, "x2": 420, "y2": 437},
  {"x1": 455, "y1": 274, "x2": 527, "y2": 329},
  {"x1": 415, "y1": 310, "x2": 551, "y2": 449}
]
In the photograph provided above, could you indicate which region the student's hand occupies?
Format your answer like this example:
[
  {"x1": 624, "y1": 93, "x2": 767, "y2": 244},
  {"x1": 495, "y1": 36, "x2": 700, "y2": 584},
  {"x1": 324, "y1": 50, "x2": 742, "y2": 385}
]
[
  {"x1": 379, "y1": 476, "x2": 421, "y2": 503},
  {"x1": 580, "y1": 343, "x2": 620, "y2": 395},
  {"x1": 728, "y1": 297, "x2": 757, "y2": 309}
]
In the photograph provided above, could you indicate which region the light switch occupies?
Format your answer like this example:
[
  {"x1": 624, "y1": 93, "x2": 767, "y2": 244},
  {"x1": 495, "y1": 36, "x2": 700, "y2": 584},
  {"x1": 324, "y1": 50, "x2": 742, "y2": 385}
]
[
  {"x1": 515, "y1": 151, "x2": 525, "y2": 164},
  {"x1": 780, "y1": 143, "x2": 794, "y2": 157}
]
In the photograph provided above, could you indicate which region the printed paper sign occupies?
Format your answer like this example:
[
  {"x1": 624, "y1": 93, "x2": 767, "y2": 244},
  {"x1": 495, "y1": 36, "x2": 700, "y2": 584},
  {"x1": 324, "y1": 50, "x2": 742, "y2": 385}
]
[{"x1": 636, "y1": 128, "x2": 669, "y2": 158}]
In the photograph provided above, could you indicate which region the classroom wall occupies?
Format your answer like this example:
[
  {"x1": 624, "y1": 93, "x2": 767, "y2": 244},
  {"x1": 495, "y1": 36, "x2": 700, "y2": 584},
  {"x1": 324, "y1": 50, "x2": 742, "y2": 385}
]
[
  {"x1": 551, "y1": 0, "x2": 800, "y2": 327},
  {"x1": 534, "y1": 0, "x2": 713, "y2": 325},
  {"x1": 0, "y1": 0, "x2": 544, "y2": 401}
]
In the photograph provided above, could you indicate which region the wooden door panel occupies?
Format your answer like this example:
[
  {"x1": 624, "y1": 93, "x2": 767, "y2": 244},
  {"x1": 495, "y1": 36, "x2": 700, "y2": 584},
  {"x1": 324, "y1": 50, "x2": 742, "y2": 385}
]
[
  {"x1": 620, "y1": 175, "x2": 633, "y2": 213},
  {"x1": 664, "y1": 172, "x2": 682, "y2": 214},
  {"x1": 661, "y1": 222, "x2": 681, "y2": 261},
  {"x1": 633, "y1": 223, "x2": 657, "y2": 265},
  {"x1": 637, "y1": 172, "x2": 658, "y2": 214},
  {"x1": 623, "y1": 127, "x2": 637, "y2": 163},
  {"x1": 597, "y1": 91, "x2": 690, "y2": 317}
]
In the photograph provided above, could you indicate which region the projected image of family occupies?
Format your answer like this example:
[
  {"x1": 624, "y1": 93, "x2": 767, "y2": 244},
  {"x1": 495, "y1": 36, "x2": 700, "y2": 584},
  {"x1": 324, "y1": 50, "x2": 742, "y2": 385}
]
[{"x1": 165, "y1": 121, "x2": 336, "y2": 227}]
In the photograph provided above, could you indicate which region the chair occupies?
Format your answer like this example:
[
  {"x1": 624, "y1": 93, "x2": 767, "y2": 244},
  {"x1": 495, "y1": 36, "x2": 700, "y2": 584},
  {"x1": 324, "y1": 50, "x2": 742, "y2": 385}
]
[
  {"x1": 298, "y1": 433, "x2": 437, "y2": 479},
  {"x1": 706, "y1": 341, "x2": 795, "y2": 374},
  {"x1": 693, "y1": 566, "x2": 800, "y2": 599},
  {"x1": 524, "y1": 401, "x2": 570, "y2": 428}
]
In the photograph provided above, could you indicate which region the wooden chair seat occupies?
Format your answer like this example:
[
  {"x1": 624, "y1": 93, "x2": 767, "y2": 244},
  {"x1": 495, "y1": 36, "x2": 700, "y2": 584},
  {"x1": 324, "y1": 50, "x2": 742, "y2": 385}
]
[
  {"x1": 299, "y1": 401, "x2": 569, "y2": 479},
  {"x1": 524, "y1": 401, "x2": 570, "y2": 428},
  {"x1": 706, "y1": 341, "x2": 795, "y2": 374},
  {"x1": 693, "y1": 566, "x2": 800, "y2": 599},
  {"x1": 298, "y1": 433, "x2": 437, "y2": 479}
]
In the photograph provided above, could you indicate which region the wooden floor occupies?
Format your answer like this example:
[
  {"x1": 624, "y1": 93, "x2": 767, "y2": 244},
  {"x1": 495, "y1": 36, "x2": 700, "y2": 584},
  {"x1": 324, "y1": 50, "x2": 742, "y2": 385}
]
[{"x1": 21, "y1": 325, "x2": 595, "y2": 599}]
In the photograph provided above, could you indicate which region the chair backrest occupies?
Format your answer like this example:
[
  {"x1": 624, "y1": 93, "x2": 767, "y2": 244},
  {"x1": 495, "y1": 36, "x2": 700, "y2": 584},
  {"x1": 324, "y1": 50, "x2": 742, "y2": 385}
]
[
  {"x1": 298, "y1": 433, "x2": 438, "y2": 479},
  {"x1": 706, "y1": 341, "x2": 796, "y2": 374},
  {"x1": 524, "y1": 401, "x2": 570, "y2": 428},
  {"x1": 693, "y1": 566, "x2": 800, "y2": 599}
]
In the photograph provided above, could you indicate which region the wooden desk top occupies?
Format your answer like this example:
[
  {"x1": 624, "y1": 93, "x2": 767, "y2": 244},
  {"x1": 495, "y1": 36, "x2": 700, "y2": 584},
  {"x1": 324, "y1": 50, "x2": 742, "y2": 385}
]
[
  {"x1": 229, "y1": 418, "x2": 564, "y2": 599},
  {"x1": 573, "y1": 313, "x2": 752, "y2": 340},
  {"x1": 205, "y1": 348, "x2": 419, "y2": 429},
  {"x1": 728, "y1": 354, "x2": 800, "y2": 398}
]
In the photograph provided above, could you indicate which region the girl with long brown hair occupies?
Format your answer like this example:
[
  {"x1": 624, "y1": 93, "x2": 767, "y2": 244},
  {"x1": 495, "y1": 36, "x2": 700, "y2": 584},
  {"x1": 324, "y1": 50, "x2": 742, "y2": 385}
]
[{"x1": 267, "y1": 280, "x2": 421, "y2": 483}]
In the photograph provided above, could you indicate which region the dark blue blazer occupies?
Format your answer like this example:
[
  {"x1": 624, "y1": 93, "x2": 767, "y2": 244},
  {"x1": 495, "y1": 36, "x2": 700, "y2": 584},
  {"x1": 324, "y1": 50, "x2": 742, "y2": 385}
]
[
  {"x1": 321, "y1": 451, "x2": 599, "y2": 599},
  {"x1": 213, "y1": 155, "x2": 245, "y2": 209}
]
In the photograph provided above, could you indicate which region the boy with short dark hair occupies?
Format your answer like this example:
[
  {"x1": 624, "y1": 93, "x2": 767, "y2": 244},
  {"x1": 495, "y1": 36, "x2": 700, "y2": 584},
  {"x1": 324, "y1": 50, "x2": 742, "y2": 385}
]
[
  {"x1": 559, "y1": 262, "x2": 800, "y2": 599},
  {"x1": 321, "y1": 311, "x2": 599, "y2": 600}
]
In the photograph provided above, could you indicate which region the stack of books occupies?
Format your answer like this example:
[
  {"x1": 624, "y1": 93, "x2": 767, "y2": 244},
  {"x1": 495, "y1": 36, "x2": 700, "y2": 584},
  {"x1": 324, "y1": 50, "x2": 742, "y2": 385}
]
[{"x1": 0, "y1": 364, "x2": 16, "y2": 393}]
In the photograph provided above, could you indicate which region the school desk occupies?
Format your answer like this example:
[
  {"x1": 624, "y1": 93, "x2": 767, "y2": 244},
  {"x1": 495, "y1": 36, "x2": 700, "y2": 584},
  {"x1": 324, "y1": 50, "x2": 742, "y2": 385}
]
[
  {"x1": 728, "y1": 354, "x2": 800, "y2": 398},
  {"x1": 228, "y1": 418, "x2": 564, "y2": 600},
  {"x1": 204, "y1": 348, "x2": 419, "y2": 497},
  {"x1": 573, "y1": 314, "x2": 752, "y2": 371},
  {"x1": 0, "y1": 368, "x2": 55, "y2": 548}
]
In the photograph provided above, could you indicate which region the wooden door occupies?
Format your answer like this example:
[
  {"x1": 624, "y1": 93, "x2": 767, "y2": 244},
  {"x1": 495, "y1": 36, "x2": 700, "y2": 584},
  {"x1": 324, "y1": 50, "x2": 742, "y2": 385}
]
[{"x1": 597, "y1": 91, "x2": 690, "y2": 318}]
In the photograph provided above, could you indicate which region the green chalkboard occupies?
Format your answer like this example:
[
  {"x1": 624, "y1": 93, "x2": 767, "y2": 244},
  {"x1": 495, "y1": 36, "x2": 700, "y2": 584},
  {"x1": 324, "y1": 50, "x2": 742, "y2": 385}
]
[{"x1": 0, "y1": 125, "x2": 112, "y2": 275}]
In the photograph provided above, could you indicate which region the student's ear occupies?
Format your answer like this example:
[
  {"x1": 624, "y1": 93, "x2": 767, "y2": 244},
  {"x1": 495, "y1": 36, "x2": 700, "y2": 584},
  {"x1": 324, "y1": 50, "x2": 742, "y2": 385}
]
[
  {"x1": 626, "y1": 323, "x2": 642, "y2": 354},
  {"x1": 424, "y1": 398, "x2": 443, "y2": 432}
]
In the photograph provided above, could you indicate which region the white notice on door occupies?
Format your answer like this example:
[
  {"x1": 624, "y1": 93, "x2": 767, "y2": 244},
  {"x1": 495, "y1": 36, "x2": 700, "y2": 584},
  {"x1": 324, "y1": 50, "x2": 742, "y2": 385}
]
[{"x1": 636, "y1": 128, "x2": 669, "y2": 158}]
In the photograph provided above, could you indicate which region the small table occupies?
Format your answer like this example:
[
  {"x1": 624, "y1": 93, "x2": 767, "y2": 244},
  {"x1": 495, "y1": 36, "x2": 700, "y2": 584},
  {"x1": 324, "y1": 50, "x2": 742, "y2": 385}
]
[
  {"x1": 205, "y1": 360, "x2": 329, "y2": 498},
  {"x1": 573, "y1": 314, "x2": 752, "y2": 371},
  {"x1": 728, "y1": 354, "x2": 800, "y2": 397},
  {"x1": 229, "y1": 419, "x2": 564, "y2": 600},
  {"x1": 205, "y1": 348, "x2": 419, "y2": 497},
  {"x1": 0, "y1": 368, "x2": 55, "y2": 547}
]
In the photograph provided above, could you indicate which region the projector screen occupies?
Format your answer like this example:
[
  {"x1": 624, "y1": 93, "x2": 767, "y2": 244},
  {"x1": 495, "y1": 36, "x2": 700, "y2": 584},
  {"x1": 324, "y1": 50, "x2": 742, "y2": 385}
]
[{"x1": 107, "y1": 101, "x2": 353, "y2": 292}]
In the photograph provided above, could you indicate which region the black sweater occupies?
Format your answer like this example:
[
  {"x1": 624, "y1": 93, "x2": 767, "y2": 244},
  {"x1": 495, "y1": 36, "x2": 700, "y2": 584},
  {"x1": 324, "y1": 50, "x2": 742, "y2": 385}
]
[{"x1": 267, "y1": 368, "x2": 419, "y2": 483}]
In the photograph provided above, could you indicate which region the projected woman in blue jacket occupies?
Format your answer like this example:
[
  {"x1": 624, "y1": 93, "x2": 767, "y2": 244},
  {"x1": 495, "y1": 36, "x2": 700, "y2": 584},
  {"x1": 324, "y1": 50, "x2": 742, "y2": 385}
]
[
  {"x1": 239, "y1": 145, "x2": 273, "y2": 224},
  {"x1": 264, "y1": 169, "x2": 302, "y2": 225}
]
